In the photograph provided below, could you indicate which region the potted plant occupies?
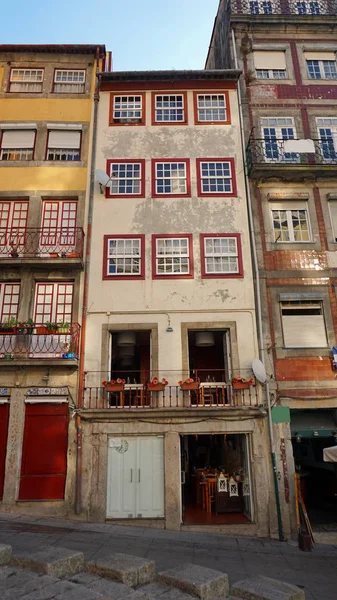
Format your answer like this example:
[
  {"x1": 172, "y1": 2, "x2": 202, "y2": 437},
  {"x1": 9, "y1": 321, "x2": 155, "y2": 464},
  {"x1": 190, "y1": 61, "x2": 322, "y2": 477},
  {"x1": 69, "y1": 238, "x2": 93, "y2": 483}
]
[
  {"x1": 58, "y1": 321, "x2": 70, "y2": 334},
  {"x1": 147, "y1": 377, "x2": 168, "y2": 391},
  {"x1": 232, "y1": 376, "x2": 254, "y2": 390},
  {"x1": 0, "y1": 317, "x2": 18, "y2": 333},
  {"x1": 36, "y1": 324, "x2": 49, "y2": 335},
  {"x1": 102, "y1": 378, "x2": 125, "y2": 392},
  {"x1": 45, "y1": 322, "x2": 59, "y2": 334},
  {"x1": 179, "y1": 377, "x2": 200, "y2": 391}
]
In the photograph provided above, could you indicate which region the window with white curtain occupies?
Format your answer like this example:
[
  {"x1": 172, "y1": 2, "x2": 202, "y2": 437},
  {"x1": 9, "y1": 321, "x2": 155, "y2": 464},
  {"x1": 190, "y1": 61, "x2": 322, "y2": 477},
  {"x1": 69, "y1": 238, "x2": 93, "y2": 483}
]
[
  {"x1": 47, "y1": 130, "x2": 81, "y2": 161},
  {"x1": 281, "y1": 301, "x2": 327, "y2": 348},
  {"x1": 53, "y1": 70, "x2": 85, "y2": 93},
  {"x1": 0, "y1": 130, "x2": 35, "y2": 161},
  {"x1": 9, "y1": 69, "x2": 43, "y2": 92}
]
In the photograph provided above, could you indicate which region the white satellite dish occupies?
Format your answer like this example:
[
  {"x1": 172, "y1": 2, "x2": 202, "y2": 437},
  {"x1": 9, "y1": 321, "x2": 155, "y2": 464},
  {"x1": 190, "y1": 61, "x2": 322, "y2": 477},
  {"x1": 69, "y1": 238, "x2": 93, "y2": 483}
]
[
  {"x1": 95, "y1": 169, "x2": 110, "y2": 187},
  {"x1": 252, "y1": 358, "x2": 267, "y2": 384}
]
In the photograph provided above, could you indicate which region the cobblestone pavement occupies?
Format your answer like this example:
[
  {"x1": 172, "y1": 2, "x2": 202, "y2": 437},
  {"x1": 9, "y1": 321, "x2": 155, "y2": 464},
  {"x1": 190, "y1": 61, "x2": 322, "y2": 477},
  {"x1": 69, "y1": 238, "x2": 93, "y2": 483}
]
[{"x1": 0, "y1": 513, "x2": 336, "y2": 599}]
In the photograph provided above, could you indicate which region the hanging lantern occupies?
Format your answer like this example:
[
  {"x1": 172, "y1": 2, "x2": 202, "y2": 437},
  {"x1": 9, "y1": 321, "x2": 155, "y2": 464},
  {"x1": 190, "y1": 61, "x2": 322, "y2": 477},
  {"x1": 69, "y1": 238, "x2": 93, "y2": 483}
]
[
  {"x1": 195, "y1": 332, "x2": 215, "y2": 347},
  {"x1": 229, "y1": 476, "x2": 239, "y2": 497},
  {"x1": 217, "y1": 472, "x2": 227, "y2": 493},
  {"x1": 119, "y1": 345, "x2": 134, "y2": 357},
  {"x1": 243, "y1": 475, "x2": 250, "y2": 497},
  {"x1": 117, "y1": 332, "x2": 136, "y2": 346}
]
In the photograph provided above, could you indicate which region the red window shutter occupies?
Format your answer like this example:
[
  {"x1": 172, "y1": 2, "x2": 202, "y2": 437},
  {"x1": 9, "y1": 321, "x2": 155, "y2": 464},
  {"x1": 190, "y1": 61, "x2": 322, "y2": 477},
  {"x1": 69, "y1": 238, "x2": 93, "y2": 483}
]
[
  {"x1": 19, "y1": 403, "x2": 69, "y2": 501},
  {"x1": 0, "y1": 404, "x2": 9, "y2": 500}
]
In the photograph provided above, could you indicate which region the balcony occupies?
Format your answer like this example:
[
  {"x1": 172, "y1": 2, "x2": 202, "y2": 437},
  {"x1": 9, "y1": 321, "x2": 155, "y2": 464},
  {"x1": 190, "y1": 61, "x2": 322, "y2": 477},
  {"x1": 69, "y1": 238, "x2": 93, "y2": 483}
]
[
  {"x1": 0, "y1": 323, "x2": 80, "y2": 365},
  {"x1": 0, "y1": 228, "x2": 84, "y2": 267},
  {"x1": 246, "y1": 136, "x2": 337, "y2": 180},
  {"x1": 230, "y1": 0, "x2": 337, "y2": 18}
]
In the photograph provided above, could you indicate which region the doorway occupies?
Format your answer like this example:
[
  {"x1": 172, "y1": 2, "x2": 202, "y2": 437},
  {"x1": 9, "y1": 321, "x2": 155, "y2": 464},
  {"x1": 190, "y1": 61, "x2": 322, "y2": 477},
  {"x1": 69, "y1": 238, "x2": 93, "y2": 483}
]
[
  {"x1": 181, "y1": 434, "x2": 253, "y2": 525},
  {"x1": 187, "y1": 329, "x2": 230, "y2": 382},
  {"x1": 110, "y1": 330, "x2": 151, "y2": 384}
]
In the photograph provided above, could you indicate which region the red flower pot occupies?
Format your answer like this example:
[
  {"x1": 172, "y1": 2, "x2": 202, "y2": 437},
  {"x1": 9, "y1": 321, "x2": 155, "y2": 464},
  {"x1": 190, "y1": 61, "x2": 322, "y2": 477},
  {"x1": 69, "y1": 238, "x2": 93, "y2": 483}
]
[
  {"x1": 105, "y1": 383, "x2": 125, "y2": 392},
  {"x1": 148, "y1": 383, "x2": 165, "y2": 391},
  {"x1": 232, "y1": 381, "x2": 250, "y2": 390},
  {"x1": 180, "y1": 382, "x2": 200, "y2": 391}
]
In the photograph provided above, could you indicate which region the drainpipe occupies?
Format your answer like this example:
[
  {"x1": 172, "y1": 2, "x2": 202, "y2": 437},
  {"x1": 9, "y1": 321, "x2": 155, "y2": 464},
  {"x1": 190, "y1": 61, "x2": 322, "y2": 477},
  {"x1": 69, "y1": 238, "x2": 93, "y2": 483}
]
[
  {"x1": 75, "y1": 50, "x2": 101, "y2": 515},
  {"x1": 231, "y1": 28, "x2": 284, "y2": 541}
]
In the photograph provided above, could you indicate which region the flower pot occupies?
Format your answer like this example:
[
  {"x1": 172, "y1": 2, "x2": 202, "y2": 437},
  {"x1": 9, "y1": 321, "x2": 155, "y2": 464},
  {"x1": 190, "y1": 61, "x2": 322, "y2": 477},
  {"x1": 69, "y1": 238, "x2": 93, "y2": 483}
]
[
  {"x1": 180, "y1": 382, "x2": 200, "y2": 391},
  {"x1": 148, "y1": 383, "x2": 165, "y2": 391},
  {"x1": 232, "y1": 381, "x2": 250, "y2": 390},
  {"x1": 105, "y1": 383, "x2": 125, "y2": 392},
  {"x1": 49, "y1": 253, "x2": 59, "y2": 258},
  {"x1": 36, "y1": 326, "x2": 49, "y2": 335}
]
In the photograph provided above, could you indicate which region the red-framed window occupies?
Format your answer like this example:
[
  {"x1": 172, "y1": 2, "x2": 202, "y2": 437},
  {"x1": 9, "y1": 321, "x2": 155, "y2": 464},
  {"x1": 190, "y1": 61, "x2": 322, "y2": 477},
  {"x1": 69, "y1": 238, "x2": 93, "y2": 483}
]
[
  {"x1": 151, "y1": 92, "x2": 188, "y2": 125},
  {"x1": 0, "y1": 283, "x2": 21, "y2": 321},
  {"x1": 151, "y1": 159, "x2": 191, "y2": 198},
  {"x1": 0, "y1": 201, "x2": 28, "y2": 253},
  {"x1": 109, "y1": 93, "x2": 146, "y2": 126},
  {"x1": 193, "y1": 92, "x2": 231, "y2": 125},
  {"x1": 105, "y1": 159, "x2": 146, "y2": 198},
  {"x1": 34, "y1": 282, "x2": 74, "y2": 325},
  {"x1": 53, "y1": 69, "x2": 86, "y2": 94},
  {"x1": 0, "y1": 129, "x2": 36, "y2": 161},
  {"x1": 152, "y1": 234, "x2": 194, "y2": 279},
  {"x1": 200, "y1": 234, "x2": 243, "y2": 278},
  {"x1": 41, "y1": 200, "x2": 77, "y2": 247},
  {"x1": 196, "y1": 158, "x2": 237, "y2": 197},
  {"x1": 9, "y1": 68, "x2": 44, "y2": 93},
  {"x1": 46, "y1": 130, "x2": 81, "y2": 161},
  {"x1": 103, "y1": 235, "x2": 145, "y2": 280}
]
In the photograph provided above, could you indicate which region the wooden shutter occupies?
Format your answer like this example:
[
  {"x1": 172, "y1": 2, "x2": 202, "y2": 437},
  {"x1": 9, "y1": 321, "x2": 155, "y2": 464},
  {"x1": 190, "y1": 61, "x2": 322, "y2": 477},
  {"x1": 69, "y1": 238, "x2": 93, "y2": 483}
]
[
  {"x1": 282, "y1": 314, "x2": 327, "y2": 348},
  {"x1": 48, "y1": 131, "x2": 80, "y2": 149},
  {"x1": 18, "y1": 403, "x2": 68, "y2": 500},
  {"x1": 2, "y1": 130, "x2": 35, "y2": 148},
  {"x1": 0, "y1": 403, "x2": 9, "y2": 500}
]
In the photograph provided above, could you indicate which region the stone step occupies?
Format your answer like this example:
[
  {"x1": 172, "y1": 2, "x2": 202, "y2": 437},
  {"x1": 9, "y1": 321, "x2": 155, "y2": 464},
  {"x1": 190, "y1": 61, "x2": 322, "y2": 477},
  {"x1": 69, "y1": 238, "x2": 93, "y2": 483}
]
[
  {"x1": 0, "y1": 544, "x2": 12, "y2": 566},
  {"x1": 12, "y1": 545, "x2": 84, "y2": 578},
  {"x1": 230, "y1": 575, "x2": 305, "y2": 600},
  {"x1": 86, "y1": 553, "x2": 156, "y2": 587},
  {"x1": 157, "y1": 564, "x2": 229, "y2": 600}
]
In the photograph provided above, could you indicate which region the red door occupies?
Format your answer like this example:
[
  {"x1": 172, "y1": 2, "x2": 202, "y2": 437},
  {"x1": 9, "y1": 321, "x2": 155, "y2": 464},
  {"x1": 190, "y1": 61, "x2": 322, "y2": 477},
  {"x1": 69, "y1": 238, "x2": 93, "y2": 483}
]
[
  {"x1": 19, "y1": 403, "x2": 69, "y2": 500},
  {"x1": 0, "y1": 404, "x2": 9, "y2": 500}
]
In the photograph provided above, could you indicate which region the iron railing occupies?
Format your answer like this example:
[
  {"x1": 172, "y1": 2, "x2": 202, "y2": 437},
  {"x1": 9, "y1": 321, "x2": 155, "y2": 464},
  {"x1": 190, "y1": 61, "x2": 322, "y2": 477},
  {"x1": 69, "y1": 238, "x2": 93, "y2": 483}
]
[
  {"x1": 230, "y1": 0, "x2": 337, "y2": 16},
  {"x1": 0, "y1": 323, "x2": 80, "y2": 360},
  {"x1": 0, "y1": 227, "x2": 84, "y2": 260},
  {"x1": 246, "y1": 136, "x2": 337, "y2": 172}
]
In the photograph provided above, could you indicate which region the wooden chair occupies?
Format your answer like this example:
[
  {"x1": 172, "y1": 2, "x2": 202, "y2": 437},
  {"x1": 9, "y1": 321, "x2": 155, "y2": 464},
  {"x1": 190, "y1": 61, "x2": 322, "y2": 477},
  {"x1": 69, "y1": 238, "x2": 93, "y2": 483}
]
[{"x1": 207, "y1": 477, "x2": 217, "y2": 514}]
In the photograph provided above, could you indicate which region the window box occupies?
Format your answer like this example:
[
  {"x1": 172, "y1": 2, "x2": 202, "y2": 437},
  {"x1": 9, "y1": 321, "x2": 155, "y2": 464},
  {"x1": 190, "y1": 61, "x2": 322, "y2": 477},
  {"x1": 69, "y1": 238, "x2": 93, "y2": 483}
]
[
  {"x1": 193, "y1": 92, "x2": 230, "y2": 124},
  {"x1": 110, "y1": 93, "x2": 145, "y2": 125},
  {"x1": 152, "y1": 159, "x2": 191, "y2": 197},
  {"x1": 9, "y1": 68, "x2": 43, "y2": 93},
  {"x1": 152, "y1": 234, "x2": 194, "y2": 279},
  {"x1": 152, "y1": 92, "x2": 188, "y2": 125},
  {"x1": 196, "y1": 158, "x2": 237, "y2": 197},
  {"x1": 148, "y1": 382, "x2": 165, "y2": 391},
  {"x1": 105, "y1": 382, "x2": 125, "y2": 392},
  {"x1": 105, "y1": 159, "x2": 145, "y2": 198},
  {"x1": 232, "y1": 381, "x2": 250, "y2": 390},
  {"x1": 200, "y1": 233, "x2": 243, "y2": 278},
  {"x1": 180, "y1": 382, "x2": 200, "y2": 391}
]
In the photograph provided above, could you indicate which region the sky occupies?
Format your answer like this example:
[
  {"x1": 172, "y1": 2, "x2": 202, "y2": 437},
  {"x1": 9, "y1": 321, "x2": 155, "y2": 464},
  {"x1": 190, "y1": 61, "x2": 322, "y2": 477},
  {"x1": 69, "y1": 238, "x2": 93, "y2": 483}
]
[{"x1": 2, "y1": 0, "x2": 220, "y2": 71}]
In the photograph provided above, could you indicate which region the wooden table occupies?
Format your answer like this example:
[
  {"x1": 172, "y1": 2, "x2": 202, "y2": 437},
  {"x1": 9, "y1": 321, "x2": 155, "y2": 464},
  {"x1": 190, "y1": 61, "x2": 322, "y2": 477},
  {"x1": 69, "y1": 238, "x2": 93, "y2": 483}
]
[{"x1": 199, "y1": 382, "x2": 227, "y2": 406}]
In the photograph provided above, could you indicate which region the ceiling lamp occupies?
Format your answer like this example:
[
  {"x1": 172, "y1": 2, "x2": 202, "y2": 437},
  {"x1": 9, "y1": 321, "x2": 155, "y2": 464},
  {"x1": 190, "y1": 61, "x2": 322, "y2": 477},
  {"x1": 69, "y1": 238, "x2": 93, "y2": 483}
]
[
  {"x1": 195, "y1": 332, "x2": 215, "y2": 347},
  {"x1": 117, "y1": 332, "x2": 136, "y2": 346},
  {"x1": 119, "y1": 345, "x2": 134, "y2": 357}
]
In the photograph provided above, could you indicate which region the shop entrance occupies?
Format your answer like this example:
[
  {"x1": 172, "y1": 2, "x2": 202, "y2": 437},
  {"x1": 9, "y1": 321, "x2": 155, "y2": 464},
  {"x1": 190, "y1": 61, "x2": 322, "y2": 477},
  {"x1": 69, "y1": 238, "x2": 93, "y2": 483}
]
[
  {"x1": 291, "y1": 409, "x2": 337, "y2": 530},
  {"x1": 181, "y1": 434, "x2": 253, "y2": 525}
]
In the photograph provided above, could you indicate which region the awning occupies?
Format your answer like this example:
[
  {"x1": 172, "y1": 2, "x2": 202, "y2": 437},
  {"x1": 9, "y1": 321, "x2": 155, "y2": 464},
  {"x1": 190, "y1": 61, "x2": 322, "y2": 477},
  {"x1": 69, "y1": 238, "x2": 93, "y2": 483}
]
[
  {"x1": 323, "y1": 445, "x2": 337, "y2": 462},
  {"x1": 290, "y1": 409, "x2": 337, "y2": 438}
]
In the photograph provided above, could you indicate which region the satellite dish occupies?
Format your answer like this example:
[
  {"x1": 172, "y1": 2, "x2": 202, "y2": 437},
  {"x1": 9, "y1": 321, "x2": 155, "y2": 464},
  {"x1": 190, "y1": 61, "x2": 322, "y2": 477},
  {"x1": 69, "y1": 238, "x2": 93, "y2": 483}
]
[
  {"x1": 251, "y1": 358, "x2": 267, "y2": 384},
  {"x1": 95, "y1": 169, "x2": 110, "y2": 187}
]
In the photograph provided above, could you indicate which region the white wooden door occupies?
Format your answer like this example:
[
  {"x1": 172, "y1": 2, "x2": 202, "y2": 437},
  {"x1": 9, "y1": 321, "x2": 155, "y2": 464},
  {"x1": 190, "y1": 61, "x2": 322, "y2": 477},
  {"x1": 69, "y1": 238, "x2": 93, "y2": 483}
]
[{"x1": 107, "y1": 436, "x2": 164, "y2": 519}]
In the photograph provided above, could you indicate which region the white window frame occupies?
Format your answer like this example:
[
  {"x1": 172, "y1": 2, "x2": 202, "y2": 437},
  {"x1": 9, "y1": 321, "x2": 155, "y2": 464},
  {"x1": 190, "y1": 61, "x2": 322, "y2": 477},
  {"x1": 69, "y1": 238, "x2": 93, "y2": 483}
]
[
  {"x1": 256, "y1": 69, "x2": 287, "y2": 79},
  {"x1": 281, "y1": 301, "x2": 328, "y2": 348},
  {"x1": 9, "y1": 68, "x2": 43, "y2": 92},
  {"x1": 270, "y1": 202, "x2": 311, "y2": 243},
  {"x1": 46, "y1": 130, "x2": 81, "y2": 162},
  {"x1": 106, "y1": 237, "x2": 142, "y2": 277},
  {"x1": 154, "y1": 94, "x2": 185, "y2": 123},
  {"x1": 0, "y1": 129, "x2": 35, "y2": 161},
  {"x1": 53, "y1": 70, "x2": 86, "y2": 93},
  {"x1": 261, "y1": 117, "x2": 298, "y2": 163},
  {"x1": 296, "y1": 0, "x2": 323, "y2": 13},
  {"x1": 306, "y1": 59, "x2": 337, "y2": 80},
  {"x1": 199, "y1": 160, "x2": 233, "y2": 194},
  {"x1": 112, "y1": 95, "x2": 143, "y2": 123},
  {"x1": 328, "y1": 201, "x2": 337, "y2": 243},
  {"x1": 196, "y1": 94, "x2": 227, "y2": 122},
  {"x1": 108, "y1": 162, "x2": 142, "y2": 196},
  {"x1": 155, "y1": 237, "x2": 190, "y2": 276},
  {"x1": 154, "y1": 161, "x2": 188, "y2": 195},
  {"x1": 249, "y1": 0, "x2": 275, "y2": 14},
  {"x1": 316, "y1": 117, "x2": 337, "y2": 161},
  {"x1": 203, "y1": 236, "x2": 240, "y2": 275}
]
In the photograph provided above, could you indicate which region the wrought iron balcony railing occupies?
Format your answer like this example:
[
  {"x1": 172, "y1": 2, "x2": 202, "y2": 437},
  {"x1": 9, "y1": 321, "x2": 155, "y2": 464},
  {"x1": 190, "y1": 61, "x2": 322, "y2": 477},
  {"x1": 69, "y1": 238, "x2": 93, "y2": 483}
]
[
  {"x1": 0, "y1": 323, "x2": 80, "y2": 360},
  {"x1": 230, "y1": 0, "x2": 337, "y2": 16},
  {"x1": 0, "y1": 227, "x2": 84, "y2": 260},
  {"x1": 246, "y1": 136, "x2": 337, "y2": 174}
]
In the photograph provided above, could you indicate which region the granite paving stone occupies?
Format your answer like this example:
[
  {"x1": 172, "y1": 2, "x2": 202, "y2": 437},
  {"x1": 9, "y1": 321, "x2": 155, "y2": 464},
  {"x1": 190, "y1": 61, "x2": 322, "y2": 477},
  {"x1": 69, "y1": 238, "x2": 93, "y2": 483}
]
[
  {"x1": 12, "y1": 545, "x2": 84, "y2": 578},
  {"x1": 88, "y1": 578, "x2": 134, "y2": 598},
  {"x1": 55, "y1": 586, "x2": 108, "y2": 599},
  {"x1": 86, "y1": 553, "x2": 156, "y2": 586},
  {"x1": 231, "y1": 575, "x2": 305, "y2": 600},
  {"x1": 158, "y1": 564, "x2": 229, "y2": 600},
  {"x1": 0, "y1": 544, "x2": 12, "y2": 565}
]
